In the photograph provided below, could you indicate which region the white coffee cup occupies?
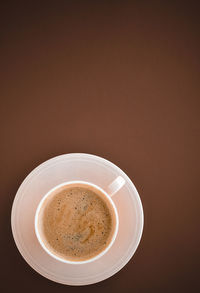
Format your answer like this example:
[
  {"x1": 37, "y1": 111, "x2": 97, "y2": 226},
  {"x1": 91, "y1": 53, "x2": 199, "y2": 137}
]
[{"x1": 35, "y1": 176, "x2": 125, "y2": 264}]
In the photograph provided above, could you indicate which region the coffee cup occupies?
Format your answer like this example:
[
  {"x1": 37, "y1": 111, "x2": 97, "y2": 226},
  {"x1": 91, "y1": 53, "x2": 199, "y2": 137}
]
[{"x1": 35, "y1": 176, "x2": 125, "y2": 264}]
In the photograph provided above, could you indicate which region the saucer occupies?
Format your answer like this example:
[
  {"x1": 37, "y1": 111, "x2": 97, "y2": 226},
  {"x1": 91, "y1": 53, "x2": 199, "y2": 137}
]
[{"x1": 11, "y1": 153, "x2": 144, "y2": 285}]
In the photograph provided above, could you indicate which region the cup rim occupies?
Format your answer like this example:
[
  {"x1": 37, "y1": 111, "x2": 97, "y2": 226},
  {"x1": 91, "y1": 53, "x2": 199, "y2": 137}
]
[{"x1": 34, "y1": 180, "x2": 119, "y2": 265}]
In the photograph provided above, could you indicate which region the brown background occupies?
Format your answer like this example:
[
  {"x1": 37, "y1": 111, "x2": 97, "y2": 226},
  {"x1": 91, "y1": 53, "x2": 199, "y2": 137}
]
[{"x1": 0, "y1": 1, "x2": 200, "y2": 292}]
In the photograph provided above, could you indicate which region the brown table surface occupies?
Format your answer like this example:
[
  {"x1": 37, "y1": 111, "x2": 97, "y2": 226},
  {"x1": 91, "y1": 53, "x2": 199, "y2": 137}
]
[{"x1": 1, "y1": 1, "x2": 199, "y2": 292}]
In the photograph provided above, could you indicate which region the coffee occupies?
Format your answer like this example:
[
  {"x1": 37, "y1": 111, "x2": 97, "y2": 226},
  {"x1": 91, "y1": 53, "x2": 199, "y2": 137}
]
[{"x1": 37, "y1": 184, "x2": 115, "y2": 261}]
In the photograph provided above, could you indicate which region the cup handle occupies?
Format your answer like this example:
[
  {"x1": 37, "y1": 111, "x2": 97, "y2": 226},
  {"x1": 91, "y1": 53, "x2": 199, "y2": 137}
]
[{"x1": 107, "y1": 176, "x2": 125, "y2": 197}]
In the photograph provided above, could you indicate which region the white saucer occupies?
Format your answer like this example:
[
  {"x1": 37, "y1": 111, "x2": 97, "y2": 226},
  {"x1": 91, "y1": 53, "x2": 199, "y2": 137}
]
[{"x1": 11, "y1": 153, "x2": 144, "y2": 286}]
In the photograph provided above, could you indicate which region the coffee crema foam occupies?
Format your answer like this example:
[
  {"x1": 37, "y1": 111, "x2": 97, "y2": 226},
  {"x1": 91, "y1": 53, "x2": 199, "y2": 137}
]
[{"x1": 38, "y1": 185, "x2": 115, "y2": 261}]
